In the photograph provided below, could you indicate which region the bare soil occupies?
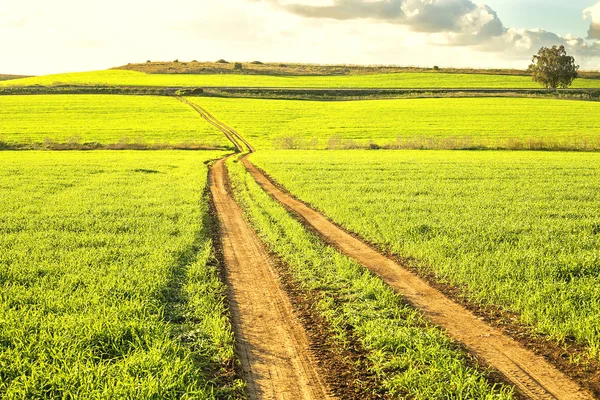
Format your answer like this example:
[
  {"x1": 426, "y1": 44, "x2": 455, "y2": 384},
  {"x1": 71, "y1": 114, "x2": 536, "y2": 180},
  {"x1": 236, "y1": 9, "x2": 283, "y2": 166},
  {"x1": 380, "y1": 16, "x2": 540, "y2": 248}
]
[{"x1": 270, "y1": 254, "x2": 391, "y2": 399}]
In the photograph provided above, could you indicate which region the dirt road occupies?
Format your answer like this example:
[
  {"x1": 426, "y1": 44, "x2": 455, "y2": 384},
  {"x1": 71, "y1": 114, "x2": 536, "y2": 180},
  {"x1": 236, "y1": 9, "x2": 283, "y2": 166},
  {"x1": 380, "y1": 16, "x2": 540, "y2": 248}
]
[
  {"x1": 183, "y1": 97, "x2": 594, "y2": 399},
  {"x1": 209, "y1": 157, "x2": 333, "y2": 400},
  {"x1": 241, "y1": 156, "x2": 593, "y2": 400}
]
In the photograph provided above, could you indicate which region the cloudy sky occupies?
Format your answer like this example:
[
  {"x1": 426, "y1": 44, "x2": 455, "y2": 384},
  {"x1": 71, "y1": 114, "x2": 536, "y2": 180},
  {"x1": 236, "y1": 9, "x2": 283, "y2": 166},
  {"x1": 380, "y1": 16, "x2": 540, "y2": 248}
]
[{"x1": 1, "y1": 0, "x2": 599, "y2": 75}]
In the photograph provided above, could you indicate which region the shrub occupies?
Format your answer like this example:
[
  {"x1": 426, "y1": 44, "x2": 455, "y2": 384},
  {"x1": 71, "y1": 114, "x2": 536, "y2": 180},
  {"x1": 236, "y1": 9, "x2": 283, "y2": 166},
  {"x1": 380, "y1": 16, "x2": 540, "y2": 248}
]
[
  {"x1": 216, "y1": 59, "x2": 229, "y2": 64},
  {"x1": 173, "y1": 59, "x2": 179, "y2": 63},
  {"x1": 233, "y1": 62, "x2": 243, "y2": 70},
  {"x1": 433, "y1": 65, "x2": 440, "y2": 70},
  {"x1": 250, "y1": 61, "x2": 264, "y2": 65}
]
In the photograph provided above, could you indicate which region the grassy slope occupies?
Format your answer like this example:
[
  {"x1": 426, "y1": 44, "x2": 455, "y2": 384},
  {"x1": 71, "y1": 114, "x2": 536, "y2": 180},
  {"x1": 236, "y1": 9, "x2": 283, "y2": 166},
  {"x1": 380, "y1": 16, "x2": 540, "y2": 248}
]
[
  {"x1": 250, "y1": 150, "x2": 600, "y2": 361},
  {"x1": 1, "y1": 69, "x2": 599, "y2": 89},
  {"x1": 0, "y1": 151, "x2": 241, "y2": 398},
  {"x1": 226, "y1": 156, "x2": 513, "y2": 399},
  {"x1": 194, "y1": 97, "x2": 600, "y2": 150},
  {"x1": 0, "y1": 95, "x2": 232, "y2": 149}
]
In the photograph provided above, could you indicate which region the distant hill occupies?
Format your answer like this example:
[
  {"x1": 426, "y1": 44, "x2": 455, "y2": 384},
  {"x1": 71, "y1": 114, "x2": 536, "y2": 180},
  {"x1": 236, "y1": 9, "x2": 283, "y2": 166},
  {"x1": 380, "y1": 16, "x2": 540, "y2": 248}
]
[
  {"x1": 0, "y1": 74, "x2": 32, "y2": 81},
  {"x1": 113, "y1": 60, "x2": 600, "y2": 79}
]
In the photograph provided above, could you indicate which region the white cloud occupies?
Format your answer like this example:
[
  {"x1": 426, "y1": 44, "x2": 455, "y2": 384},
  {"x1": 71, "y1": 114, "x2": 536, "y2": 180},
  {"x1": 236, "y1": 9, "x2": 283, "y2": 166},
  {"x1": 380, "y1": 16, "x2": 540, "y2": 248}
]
[
  {"x1": 265, "y1": 0, "x2": 600, "y2": 62},
  {"x1": 0, "y1": 0, "x2": 599, "y2": 75},
  {"x1": 584, "y1": 2, "x2": 600, "y2": 40}
]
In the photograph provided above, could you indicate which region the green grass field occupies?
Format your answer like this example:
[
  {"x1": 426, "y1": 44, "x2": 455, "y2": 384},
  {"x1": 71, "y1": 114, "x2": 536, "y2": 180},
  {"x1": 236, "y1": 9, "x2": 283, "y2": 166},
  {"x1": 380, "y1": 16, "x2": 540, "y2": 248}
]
[
  {"x1": 250, "y1": 150, "x2": 600, "y2": 361},
  {"x1": 0, "y1": 95, "x2": 232, "y2": 149},
  {"x1": 195, "y1": 97, "x2": 600, "y2": 151},
  {"x1": 226, "y1": 156, "x2": 514, "y2": 399},
  {"x1": 2, "y1": 69, "x2": 600, "y2": 89},
  {"x1": 0, "y1": 151, "x2": 242, "y2": 398}
]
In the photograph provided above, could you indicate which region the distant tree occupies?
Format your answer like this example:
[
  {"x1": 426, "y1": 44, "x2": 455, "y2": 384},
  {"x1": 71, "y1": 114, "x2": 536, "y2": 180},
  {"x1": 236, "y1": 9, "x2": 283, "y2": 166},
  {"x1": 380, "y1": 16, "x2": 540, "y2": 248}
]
[
  {"x1": 433, "y1": 65, "x2": 440, "y2": 71},
  {"x1": 146, "y1": 60, "x2": 152, "y2": 63},
  {"x1": 250, "y1": 61, "x2": 264, "y2": 65},
  {"x1": 216, "y1": 59, "x2": 229, "y2": 64},
  {"x1": 173, "y1": 59, "x2": 179, "y2": 63},
  {"x1": 233, "y1": 62, "x2": 243, "y2": 70},
  {"x1": 528, "y1": 45, "x2": 579, "y2": 89}
]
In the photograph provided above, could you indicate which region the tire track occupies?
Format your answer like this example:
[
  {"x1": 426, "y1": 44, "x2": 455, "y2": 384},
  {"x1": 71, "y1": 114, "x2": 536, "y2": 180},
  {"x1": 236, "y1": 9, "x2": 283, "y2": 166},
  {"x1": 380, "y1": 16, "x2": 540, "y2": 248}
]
[{"x1": 209, "y1": 157, "x2": 333, "y2": 400}]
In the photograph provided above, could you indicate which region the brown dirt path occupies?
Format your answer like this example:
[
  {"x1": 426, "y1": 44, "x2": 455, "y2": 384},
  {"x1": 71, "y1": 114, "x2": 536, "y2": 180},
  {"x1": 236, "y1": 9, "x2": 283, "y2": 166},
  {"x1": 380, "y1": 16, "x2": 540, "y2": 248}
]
[
  {"x1": 241, "y1": 156, "x2": 594, "y2": 400},
  {"x1": 176, "y1": 96, "x2": 255, "y2": 152},
  {"x1": 209, "y1": 157, "x2": 334, "y2": 400}
]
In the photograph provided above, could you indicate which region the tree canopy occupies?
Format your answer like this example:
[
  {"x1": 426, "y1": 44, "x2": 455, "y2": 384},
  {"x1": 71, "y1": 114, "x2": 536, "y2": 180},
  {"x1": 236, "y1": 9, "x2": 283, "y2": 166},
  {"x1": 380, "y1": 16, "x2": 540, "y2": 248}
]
[{"x1": 528, "y1": 45, "x2": 579, "y2": 89}]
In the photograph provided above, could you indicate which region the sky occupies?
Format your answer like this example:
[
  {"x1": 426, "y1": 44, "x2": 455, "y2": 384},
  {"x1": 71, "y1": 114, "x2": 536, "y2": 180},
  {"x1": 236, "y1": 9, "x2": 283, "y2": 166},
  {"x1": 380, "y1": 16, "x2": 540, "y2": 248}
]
[{"x1": 1, "y1": 0, "x2": 599, "y2": 75}]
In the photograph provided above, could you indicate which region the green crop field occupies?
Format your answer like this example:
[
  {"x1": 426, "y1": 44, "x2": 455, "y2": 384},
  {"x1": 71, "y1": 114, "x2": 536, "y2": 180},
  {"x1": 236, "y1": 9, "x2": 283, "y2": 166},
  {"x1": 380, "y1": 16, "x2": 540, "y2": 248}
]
[
  {"x1": 1, "y1": 69, "x2": 600, "y2": 89},
  {"x1": 226, "y1": 156, "x2": 514, "y2": 399},
  {"x1": 250, "y1": 150, "x2": 600, "y2": 361},
  {"x1": 0, "y1": 151, "x2": 241, "y2": 398},
  {"x1": 0, "y1": 95, "x2": 232, "y2": 149},
  {"x1": 195, "y1": 97, "x2": 600, "y2": 151}
]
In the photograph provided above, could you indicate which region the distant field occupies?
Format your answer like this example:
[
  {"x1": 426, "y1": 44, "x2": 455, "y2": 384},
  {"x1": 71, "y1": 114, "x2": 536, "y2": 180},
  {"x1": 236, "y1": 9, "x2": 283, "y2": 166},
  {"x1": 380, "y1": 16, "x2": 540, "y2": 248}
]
[
  {"x1": 195, "y1": 97, "x2": 600, "y2": 151},
  {"x1": 250, "y1": 150, "x2": 600, "y2": 361},
  {"x1": 0, "y1": 151, "x2": 239, "y2": 398},
  {"x1": 0, "y1": 95, "x2": 232, "y2": 149},
  {"x1": 2, "y1": 69, "x2": 600, "y2": 89}
]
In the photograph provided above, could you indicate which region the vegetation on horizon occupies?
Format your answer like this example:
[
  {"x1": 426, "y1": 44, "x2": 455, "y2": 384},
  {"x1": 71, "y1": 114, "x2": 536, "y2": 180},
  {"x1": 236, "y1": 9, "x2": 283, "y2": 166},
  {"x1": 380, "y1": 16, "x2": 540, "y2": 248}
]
[
  {"x1": 114, "y1": 60, "x2": 600, "y2": 79},
  {"x1": 194, "y1": 97, "x2": 600, "y2": 151},
  {"x1": 250, "y1": 150, "x2": 600, "y2": 364},
  {"x1": 226, "y1": 156, "x2": 514, "y2": 399},
  {"x1": 529, "y1": 45, "x2": 580, "y2": 89},
  {"x1": 0, "y1": 151, "x2": 241, "y2": 398}
]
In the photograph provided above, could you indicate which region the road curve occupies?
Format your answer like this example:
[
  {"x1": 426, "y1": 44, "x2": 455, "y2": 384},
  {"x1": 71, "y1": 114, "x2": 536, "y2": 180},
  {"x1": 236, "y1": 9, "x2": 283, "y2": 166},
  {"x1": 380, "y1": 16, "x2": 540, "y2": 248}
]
[{"x1": 209, "y1": 157, "x2": 333, "y2": 400}]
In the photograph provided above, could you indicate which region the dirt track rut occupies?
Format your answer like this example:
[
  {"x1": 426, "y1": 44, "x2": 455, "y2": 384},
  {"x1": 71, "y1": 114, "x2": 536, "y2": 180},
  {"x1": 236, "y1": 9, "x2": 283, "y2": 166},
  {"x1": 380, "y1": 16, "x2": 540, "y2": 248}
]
[
  {"x1": 241, "y1": 156, "x2": 593, "y2": 400},
  {"x1": 209, "y1": 157, "x2": 332, "y2": 400}
]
